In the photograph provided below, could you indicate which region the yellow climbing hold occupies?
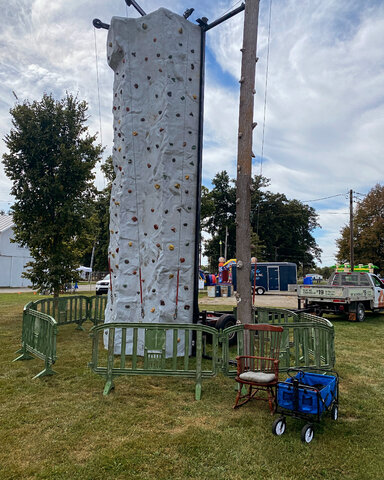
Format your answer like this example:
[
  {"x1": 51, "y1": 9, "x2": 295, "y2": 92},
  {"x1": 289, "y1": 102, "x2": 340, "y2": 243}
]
[
  {"x1": 132, "y1": 131, "x2": 138, "y2": 136},
  {"x1": 169, "y1": 274, "x2": 174, "y2": 279},
  {"x1": 168, "y1": 244, "x2": 175, "y2": 251},
  {"x1": 129, "y1": 241, "x2": 133, "y2": 247},
  {"x1": 118, "y1": 147, "x2": 121, "y2": 152},
  {"x1": 150, "y1": 307, "x2": 155, "y2": 313},
  {"x1": 185, "y1": 175, "x2": 189, "y2": 180},
  {"x1": 155, "y1": 184, "x2": 160, "y2": 189},
  {"x1": 174, "y1": 183, "x2": 180, "y2": 189},
  {"x1": 193, "y1": 95, "x2": 197, "y2": 99}
]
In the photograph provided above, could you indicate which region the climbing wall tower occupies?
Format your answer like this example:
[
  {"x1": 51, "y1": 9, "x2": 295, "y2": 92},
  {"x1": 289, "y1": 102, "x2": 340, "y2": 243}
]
[{"x1": 104, "y1": 9, "x2": 201, "y2": 354}]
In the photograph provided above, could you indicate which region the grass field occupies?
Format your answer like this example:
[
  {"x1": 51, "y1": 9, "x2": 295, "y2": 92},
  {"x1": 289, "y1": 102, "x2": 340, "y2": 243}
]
[{"x1": 1, "y1": 293, "x2": 384, "y2": 480}]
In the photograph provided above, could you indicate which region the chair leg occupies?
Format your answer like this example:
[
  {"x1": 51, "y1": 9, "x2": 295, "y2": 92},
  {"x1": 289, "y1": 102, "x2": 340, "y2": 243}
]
[
  {"x1": 267, "y1": 386, "x2": 277, "y2": 414},
  {"x1": 233, "y1": 384, "x2": 253, "y2": 409}
]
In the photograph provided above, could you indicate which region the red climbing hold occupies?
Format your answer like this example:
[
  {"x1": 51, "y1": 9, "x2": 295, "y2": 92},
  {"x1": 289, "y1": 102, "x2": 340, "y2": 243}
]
[{"x1": 132, "y1": 216, "x2": 138, "y2": 222}]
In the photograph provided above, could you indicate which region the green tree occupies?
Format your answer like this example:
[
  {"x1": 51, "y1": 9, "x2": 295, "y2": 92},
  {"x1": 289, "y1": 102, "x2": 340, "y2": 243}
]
[
  {"x1": 336, "y1": 184, "x2": 384, "y2": 272},
  {"x1": 201, "y1": 171, "x2": 321, "y2": 272},
  {"x1": 201, "y1": 171, "x2": 236, "y2": 270},
  {"x1": 81, "y1": 156, "x2": 114, "y2": 272},
  {"x1": 2, "y1": 94, "x2": 103, "y2": 296}
]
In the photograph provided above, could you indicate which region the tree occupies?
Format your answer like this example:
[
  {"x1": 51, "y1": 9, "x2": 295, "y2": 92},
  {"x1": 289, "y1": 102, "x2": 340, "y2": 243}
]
[
  {"x1": 201, "y1": 171, "x2": 321, "y2": 271},
  {"x1": 2, "y1": 94, "x2": 103, "y2": 296},
  {"x1": 336, "y1": 184, "x2": 384, "y2": 272},
  {"x1": 80, "y1": 156, "x2": 114, "y2": 272},
  {"x1": 201, "y1": 171, "x2": 236, "y2": 270}
]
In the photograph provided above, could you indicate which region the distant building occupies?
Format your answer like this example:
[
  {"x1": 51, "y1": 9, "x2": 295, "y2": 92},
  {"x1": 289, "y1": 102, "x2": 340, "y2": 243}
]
[{"x1": 0, "y1": 215, "x2": 33, "y2": 287}]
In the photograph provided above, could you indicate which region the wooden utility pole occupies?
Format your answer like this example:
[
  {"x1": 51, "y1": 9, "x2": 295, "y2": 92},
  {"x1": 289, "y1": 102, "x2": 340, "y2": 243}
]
[
  {"x1": 350, "y1": 189, "x2": 354, "y2": 271},
  {"x1": 236, "y1": 0, "x2": 260, "y2": 324}
]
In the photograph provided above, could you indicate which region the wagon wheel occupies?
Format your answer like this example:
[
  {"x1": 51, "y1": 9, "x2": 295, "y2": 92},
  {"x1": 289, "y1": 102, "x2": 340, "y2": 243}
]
[
  {"x1": 272, "y1": 416, "x2": 286, "y2": 436},
  {"x1": 301, "y1": 423, "x2": 314, "y2": 443},
  {"x1": 331, "y1": 403, "x2": 339, "y2": 420}
]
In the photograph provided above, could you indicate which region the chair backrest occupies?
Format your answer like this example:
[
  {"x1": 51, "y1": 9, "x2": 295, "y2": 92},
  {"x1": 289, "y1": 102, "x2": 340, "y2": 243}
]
[{"x1": 243, "y1": 324, "x2": 284, "y2": 372}]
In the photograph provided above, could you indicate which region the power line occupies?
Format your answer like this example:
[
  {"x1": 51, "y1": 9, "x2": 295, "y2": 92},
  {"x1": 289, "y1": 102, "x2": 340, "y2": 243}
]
[{"x1": 302, "y1": 193, "x2": 347, "y2": 203}]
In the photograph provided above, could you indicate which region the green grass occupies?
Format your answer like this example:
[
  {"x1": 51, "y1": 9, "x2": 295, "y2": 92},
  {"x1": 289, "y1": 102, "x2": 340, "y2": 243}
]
[{"x1": 1, "y1": 293, "x2": 384, "y2": 479}]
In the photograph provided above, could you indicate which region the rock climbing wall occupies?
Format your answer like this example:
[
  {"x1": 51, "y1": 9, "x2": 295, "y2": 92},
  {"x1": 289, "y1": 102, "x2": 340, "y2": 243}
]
[{"x1": 104, "y1": 8, "x2": 201, "y2": 355}]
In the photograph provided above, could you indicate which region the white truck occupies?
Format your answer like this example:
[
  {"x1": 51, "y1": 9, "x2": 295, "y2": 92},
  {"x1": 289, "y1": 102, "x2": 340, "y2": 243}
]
[{"x1": 297, "y1": 271, "x2": 384, "y2": 321}]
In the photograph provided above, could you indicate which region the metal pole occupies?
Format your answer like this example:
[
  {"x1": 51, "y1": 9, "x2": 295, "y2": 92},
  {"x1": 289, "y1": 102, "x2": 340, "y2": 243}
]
[
  {"x1": 125, "y1": 0, "x2": 146, "y2": 16},
  {"x1": 350, "y1": 189, "x2": 354, "y2": 271},
  {"x1": 204, "y1": 3, "x2": 245, "y2": 31},
  {"x1": 193, "y1": 25, "x2": 207, "y2": 324},
  {"x1": 235, "y1": 0, "x2": 260, "y2": 324}
]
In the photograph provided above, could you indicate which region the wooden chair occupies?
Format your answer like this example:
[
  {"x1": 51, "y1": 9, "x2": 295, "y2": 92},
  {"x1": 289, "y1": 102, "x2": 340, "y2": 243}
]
[{"x1": 234, "y1": 324, "x2": 284, "y2": 413}]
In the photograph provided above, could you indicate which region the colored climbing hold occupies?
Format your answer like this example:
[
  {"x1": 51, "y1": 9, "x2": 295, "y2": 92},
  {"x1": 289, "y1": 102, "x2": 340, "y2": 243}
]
[
  {"x1": 159, "y1": 128, "x2": 164, "y2": 132},
  {"x1": 129, "y1": 242, "x2": 133, "y2": 247},
  {"x1": 126, "y1": 107, "x2": 130, "y2": 111},
  {"x1": 154, "y1": 224, "x2": 159, "y2": 230},
  {"x1": 134, "y1": 84, "x2": 139, "y2": 88},
  {"x1": 174, "y1": 183, "x2": 180, "y2": 189},
  {"x1": 192, "y1": 145, "x2": 197, "y2": 150},
  {"x1": 133, "y1": 270, "x2": 137, "y2": 275},
  {"x1": 169, "y1": 245, "x2": 175, "y2": 251},
  {"x1": 185, "y1": 175, "x2": 190, "y2": 180},
  {"x1": 182, "y1": 142, "x2": 187, "y2": 147},
  {"x1": 147, "y1": 163, "x2": 151, "y2": 168},
  {"x1": 128, "y1": 189, "x2": 132, "y2": 193},
  {"x1": 180, "y1": 258, "x2": 185, "y2": 263},
  {"x1": 151, "y1": 308, "x2": 155, "y2": 313},
  {"x1": 171, "y1": 227, "x2": 176, "y2": 232},
  {"x1": 151, "y1": 208, "x2": 154, "y2": 212},
  {"x1": 133, "y1": 131, "x2": 138, "y2": 136},
  {"x1": 155, "y1": 184, "x2": 160, "y2": 189},
  {"x1": 124, "y1": 259, "x2": 129, "y2": 264},
  {"x1": 142, "y1": 23, "x2": 147, "y2": 29},
  {"x1": 178, "y1": 27, "x2": 183, "y2": 34},
  {"x1": 184, "y1": 305, "x2": 190, "y2": 310},
  {"x1": 132, "y1": 216, "x2": 138, "y2": 222},
  {"x1": 193, "y1": 95, "x2": 197, "y2": 99},
  {"x1": 160, "y1": 300, "x2": 165, "y2": 306},
  {"x1": 169, "y1": 274, "x2": 174, "y2": 279}
]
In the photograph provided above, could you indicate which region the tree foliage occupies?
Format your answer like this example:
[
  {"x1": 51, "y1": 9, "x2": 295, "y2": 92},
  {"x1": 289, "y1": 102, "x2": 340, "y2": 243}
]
[
  {"x1": 2, "y1": 94, "x2": 102, "y2": 295},
  {"x1": 80, "y1": 156, "x2": 114, "y2": 272},
  {"x1": 201, "y1": 171, "x2": 321, "y2": 271},
  {"x1": 336, "y1": 184, "x2": 384, "y2": 272}
]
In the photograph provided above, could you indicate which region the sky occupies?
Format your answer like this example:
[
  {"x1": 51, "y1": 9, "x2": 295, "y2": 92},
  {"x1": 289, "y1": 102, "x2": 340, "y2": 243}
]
[{"x1": 0, "y1": 0, "x2": 383, "y2": 267}]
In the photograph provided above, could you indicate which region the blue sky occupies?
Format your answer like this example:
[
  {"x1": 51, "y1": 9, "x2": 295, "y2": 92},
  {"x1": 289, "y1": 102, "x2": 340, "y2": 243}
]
[{"x1": 0, "y1": 0, "x2": 384, "y2": 266}]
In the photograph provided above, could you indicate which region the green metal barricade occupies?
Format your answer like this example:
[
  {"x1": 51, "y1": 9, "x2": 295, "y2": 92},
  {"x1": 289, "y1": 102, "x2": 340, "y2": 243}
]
[
  {"x1": 220, "y1": 308, "x2": 335, "y2": 377},
  {"x1": 32, "y1": 296, "x2": 89, "y2": 329},
  {"x1": 89, "y1": 322, "x2": 219, "y2": 400},
  {"x1": 14, "y1": 302, "x2": 57, "y2": 379}
]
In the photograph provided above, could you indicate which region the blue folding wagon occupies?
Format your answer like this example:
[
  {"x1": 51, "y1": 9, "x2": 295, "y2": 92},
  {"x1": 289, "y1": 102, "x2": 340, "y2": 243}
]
[{"x1": 272, "y1": 369, "x2": 339, "y2": 443}]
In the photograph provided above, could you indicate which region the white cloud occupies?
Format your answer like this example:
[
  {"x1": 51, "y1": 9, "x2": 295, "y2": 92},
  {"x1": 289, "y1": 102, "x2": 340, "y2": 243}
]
[{"x1": 0, "y1": 0, "x2": 383, "y2": 264}]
